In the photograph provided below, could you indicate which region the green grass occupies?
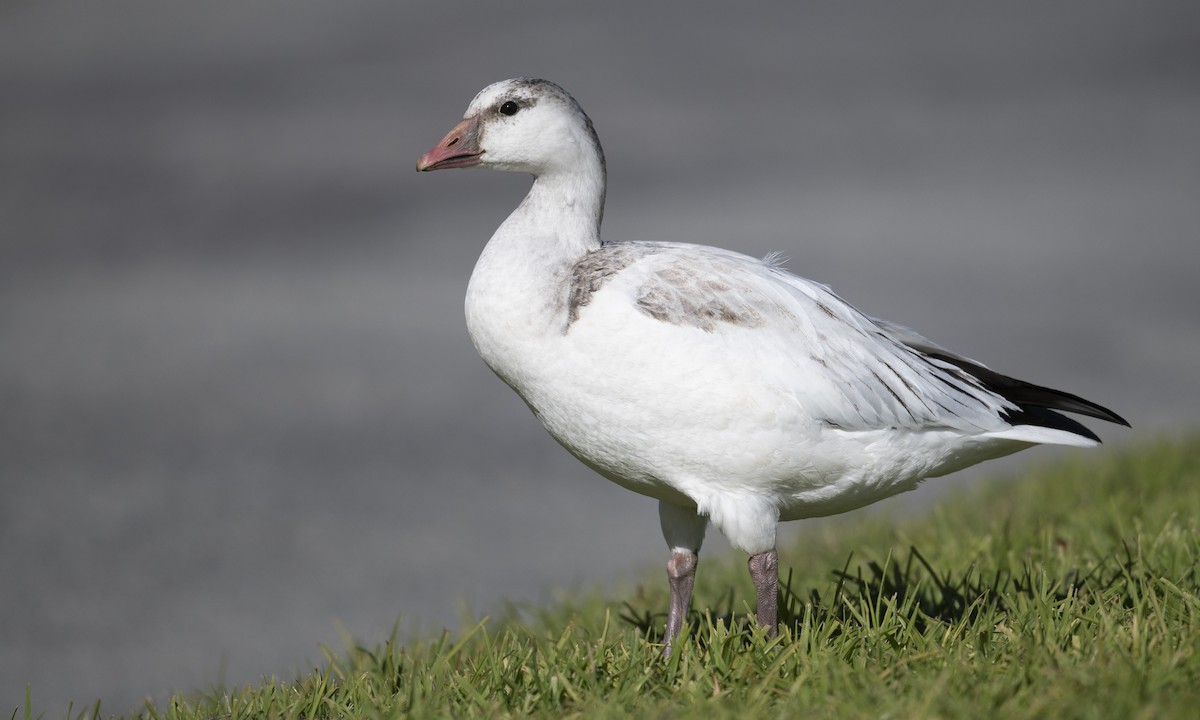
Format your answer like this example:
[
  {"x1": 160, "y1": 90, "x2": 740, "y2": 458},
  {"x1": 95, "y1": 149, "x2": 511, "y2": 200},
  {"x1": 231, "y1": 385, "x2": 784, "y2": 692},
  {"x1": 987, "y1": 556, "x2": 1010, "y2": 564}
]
[{"x1": 18, "y1": 436, "x2": 1200, "y2": 719}]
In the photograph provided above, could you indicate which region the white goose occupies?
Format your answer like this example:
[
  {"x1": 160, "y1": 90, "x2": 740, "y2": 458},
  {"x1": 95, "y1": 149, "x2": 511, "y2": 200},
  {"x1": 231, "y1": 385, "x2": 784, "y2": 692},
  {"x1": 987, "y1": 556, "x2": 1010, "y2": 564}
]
[{"x1": 417, "y1": 78, "x2": 1127, "y2": 651}]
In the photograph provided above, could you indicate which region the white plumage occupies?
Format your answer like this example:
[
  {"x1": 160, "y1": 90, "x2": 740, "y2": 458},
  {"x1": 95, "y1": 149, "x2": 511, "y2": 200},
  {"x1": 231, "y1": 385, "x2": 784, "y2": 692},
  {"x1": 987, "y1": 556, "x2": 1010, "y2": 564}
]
[{"x1": 417, "y1": 78, "x2": 1127, "y2": 650}]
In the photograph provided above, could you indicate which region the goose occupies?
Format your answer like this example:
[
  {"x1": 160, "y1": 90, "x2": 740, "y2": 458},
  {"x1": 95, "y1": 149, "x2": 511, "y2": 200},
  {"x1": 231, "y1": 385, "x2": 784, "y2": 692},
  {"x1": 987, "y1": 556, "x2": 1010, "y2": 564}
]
[{"x1": 416, "y1": 78, "x2": 1128, "y2": 652}]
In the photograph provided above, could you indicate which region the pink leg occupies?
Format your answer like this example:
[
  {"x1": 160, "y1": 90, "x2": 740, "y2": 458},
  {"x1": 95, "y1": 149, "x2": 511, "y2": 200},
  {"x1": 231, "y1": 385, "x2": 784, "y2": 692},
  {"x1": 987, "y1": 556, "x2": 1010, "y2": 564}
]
[
  {"x1": 748, "y1": 549, "x2": 778, "y2": 634},
  {"x1": 664, "y1": 549, "x2": 698, "y2": 655},
  {"x1": 658, "y1": 501, "x2": 706, "y2": 655}
]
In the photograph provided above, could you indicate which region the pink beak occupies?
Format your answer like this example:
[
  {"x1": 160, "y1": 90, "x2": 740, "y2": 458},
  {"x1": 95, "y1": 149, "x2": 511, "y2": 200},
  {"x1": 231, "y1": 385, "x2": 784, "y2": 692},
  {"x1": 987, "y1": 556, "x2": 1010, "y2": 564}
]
[{"x1": 416, "y1": 115, "x2": 483, "y2": 171}]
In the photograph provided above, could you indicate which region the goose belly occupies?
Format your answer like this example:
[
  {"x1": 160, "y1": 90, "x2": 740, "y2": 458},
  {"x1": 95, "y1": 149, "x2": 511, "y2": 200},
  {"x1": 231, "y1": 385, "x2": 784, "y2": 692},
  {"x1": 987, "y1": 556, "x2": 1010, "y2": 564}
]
[
  {"x1": 469, "y1": 296, "x2": 1028, "y2": 521},
  {"x1": 491, "y1": 324, "x2": 838, "y2": 507}
]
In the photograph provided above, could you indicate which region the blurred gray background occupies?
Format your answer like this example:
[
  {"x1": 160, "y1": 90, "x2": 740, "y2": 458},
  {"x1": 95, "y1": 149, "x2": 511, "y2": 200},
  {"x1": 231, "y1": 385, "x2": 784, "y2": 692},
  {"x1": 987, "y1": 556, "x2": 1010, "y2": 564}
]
[{"x1": 2, "y1": 0, "x2": 1198, "y2": 712}]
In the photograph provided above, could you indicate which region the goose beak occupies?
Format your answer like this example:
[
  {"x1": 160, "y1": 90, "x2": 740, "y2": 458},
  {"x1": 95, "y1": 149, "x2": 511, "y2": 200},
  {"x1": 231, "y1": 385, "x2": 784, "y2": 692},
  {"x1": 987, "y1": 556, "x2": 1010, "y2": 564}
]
[{"x1": 416, "y1": 115, "x2": 483, "y2": 171}]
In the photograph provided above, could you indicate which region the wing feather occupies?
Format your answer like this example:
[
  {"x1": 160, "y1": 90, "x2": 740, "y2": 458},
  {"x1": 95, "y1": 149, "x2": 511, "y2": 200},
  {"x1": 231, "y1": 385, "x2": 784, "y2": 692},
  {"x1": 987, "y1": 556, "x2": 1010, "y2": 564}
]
[{"x1": 571, "y1": 241, "x2": 1123, "y2": 440}]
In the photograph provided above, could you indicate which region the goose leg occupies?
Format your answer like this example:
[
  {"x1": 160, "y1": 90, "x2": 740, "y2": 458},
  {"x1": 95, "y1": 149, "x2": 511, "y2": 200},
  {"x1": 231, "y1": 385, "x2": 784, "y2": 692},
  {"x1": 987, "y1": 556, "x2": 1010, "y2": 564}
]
[
  {"x1": 665, "y1": 549, "x2": 697, "y2": 649},
  {"x1": 748, "y1": 549, "x2": 778, "y2": 634},
  {"x1": 658, "y1": 500, "x2": 707, "y2": 655}
]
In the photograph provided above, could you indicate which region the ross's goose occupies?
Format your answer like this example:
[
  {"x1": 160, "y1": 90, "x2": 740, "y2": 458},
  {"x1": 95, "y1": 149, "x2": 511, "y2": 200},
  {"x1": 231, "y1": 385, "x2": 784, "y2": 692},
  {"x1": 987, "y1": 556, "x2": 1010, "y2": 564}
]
[{"x1": 416, "y1": 78, "x2": 1128, "y2": 652}]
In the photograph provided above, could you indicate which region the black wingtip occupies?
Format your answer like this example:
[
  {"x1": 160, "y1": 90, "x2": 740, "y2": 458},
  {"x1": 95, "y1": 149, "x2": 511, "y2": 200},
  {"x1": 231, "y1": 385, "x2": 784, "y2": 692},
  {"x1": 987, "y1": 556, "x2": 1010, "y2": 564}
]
[
  {"x1": 924, "y1": 350, "x2": 1130, "y2": 432},
  {"x1": 1000, "y1": 406, "x2": 1104, "y2": 443},
  {"x1": 1023, "y1": 384, "x2": 1130, "y2": 428}
]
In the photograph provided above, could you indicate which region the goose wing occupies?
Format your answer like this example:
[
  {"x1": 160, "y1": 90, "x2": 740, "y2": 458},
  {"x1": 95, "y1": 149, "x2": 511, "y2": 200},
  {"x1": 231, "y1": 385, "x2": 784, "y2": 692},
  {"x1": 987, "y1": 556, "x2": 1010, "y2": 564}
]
[{"x1": 576, "y1": 242, "x2": 1124, "y2": 442}]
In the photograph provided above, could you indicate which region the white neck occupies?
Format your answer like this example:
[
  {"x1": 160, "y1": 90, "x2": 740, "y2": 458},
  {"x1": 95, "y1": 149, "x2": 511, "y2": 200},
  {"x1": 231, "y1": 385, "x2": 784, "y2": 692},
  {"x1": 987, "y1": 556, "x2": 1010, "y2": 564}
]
[
  {"x1": 464, "y1": 140, "x2": 607, "y2": 384},
  {"x1": 509, "y1": 124, "x2": 607, "y2": 249}
]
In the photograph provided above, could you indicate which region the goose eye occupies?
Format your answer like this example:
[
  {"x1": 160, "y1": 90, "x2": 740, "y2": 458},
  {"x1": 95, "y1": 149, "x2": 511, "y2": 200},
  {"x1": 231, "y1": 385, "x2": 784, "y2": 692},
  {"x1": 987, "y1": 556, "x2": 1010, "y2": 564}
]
[{"x1": 499, "y1": 100, "x2": 520, "y2": 116}]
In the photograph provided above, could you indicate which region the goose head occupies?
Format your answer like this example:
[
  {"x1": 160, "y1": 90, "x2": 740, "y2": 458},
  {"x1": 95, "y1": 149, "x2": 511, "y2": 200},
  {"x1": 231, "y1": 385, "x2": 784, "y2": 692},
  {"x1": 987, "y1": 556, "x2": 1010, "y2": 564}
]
[{"x1": 417, "y1": 78, "x2": 606, "y2": 180}]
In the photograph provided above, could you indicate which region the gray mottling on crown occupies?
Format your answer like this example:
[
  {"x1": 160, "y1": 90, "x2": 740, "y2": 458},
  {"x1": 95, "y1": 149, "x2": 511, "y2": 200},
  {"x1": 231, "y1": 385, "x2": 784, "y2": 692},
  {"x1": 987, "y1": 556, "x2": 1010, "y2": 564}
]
[
  {"x1": 496, "y1": 78, "x2": 546, "y2": 109},
  {"x1": 508, "y1": 78, "x2": 607, "y2": 224}
]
